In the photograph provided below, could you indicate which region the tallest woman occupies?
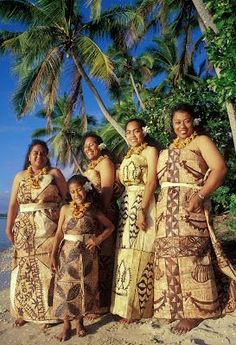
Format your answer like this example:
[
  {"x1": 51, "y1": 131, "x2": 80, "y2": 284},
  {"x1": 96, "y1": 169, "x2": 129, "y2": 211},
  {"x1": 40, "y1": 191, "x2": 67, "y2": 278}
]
[{"x1": 111, "y1": 118, "x2": 158, "y2": 323}]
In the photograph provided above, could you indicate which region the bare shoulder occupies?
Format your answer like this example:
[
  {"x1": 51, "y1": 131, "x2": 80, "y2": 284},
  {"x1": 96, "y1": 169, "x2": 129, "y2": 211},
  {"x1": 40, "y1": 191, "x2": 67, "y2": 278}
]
[
  {"x1": 97, "y1": 156, "x2": 114, "y2": 170},
  {"x1": 15, "y1": 170, "x2": 26, "y2": 183},
  {"x1": 49, "y1": 167, "x2": 64, "y2": 177},
  {"x1": 195, "y1": 135, "x2": 216, "y2": 150},
  {"x1": 143, "y1": 145, "x2": 158, "y2": 157},
  {"x1": 61, "y1": 204, "x2": 70, "y2": 215}
]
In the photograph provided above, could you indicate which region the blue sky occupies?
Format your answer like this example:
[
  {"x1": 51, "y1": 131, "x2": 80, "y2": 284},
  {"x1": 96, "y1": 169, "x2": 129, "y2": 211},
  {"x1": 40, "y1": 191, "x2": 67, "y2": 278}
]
[
  {"x1": 0, "y1": 0, "x2": 204, "y2": 213},
  {"x1": 0, "y1": 0, "x2": 133, "y2": 212}
]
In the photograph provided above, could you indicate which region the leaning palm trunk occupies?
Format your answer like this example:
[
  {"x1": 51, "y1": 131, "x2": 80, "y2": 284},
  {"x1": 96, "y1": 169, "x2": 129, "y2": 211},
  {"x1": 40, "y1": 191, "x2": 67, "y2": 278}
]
[
  {"x1": 72, "y1": 52, "x2": 126, "y2": 140},
  {"x1": 129, "y1": 72, "x2": 145, "y2": 110},
  {"x1": 193, "y1": 0, "x2": 236, "y2": 151},
  {"x1": 63, "y1": 134, "x2": 83, "y2": 174}
]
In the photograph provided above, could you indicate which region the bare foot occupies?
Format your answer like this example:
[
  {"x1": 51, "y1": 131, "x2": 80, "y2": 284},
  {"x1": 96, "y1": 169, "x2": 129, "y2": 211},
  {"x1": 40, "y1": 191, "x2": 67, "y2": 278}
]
[
  {"x1": 76, "y1": 319, "x2": 86, "y2": 337},
  {"x1": 171, "y1": 319, "x2": 202, "y2": 335},
  {"x1": 13, "y1": 319, "x2": 26, "y2": 327},
  {"x1": 84, "y1": 313, "x2": 100, "y2": 321},
  {"x1": 56, "y1": 322, "x2": 71, "y2": 342}
]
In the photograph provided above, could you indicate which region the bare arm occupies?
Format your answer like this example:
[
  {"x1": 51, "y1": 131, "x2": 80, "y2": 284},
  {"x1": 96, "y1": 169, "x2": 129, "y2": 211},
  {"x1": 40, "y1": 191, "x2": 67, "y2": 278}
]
[
  {"x1": 86, "y1": 211, "x2": 114, "y2": 250},
  {"x1": 50, "y1": 205, "x2": 66, "y2": 273},
  {"x1": 50, "y1": 168, "x2": 68, "y2": 200},
  {"x1": 136, "y1": 146, "x2": 158, "y2": 231},
  {"x1": 97, "y1": 158, "x2": 115, "y2": 209},
  {"x1": 5, "y1": 172, "x2": 23, "y2": 243},
  {"x1": 186, "y1": 135, "x2": 227, "y2": 212}
]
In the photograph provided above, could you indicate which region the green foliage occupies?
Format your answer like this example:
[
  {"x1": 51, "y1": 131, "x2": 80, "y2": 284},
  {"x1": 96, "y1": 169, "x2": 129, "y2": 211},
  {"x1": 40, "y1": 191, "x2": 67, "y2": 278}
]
[
  {"x1": 211, "y1": 186, "x2": 231, "y2": 214},
  {"x1": 138, "y1": 81, "x2": 236, "y2": 213},
  {"x1": 205, "y1": 0, "x2": 236, "y2": 105},
  {"x1": 227, "y1": 194, "x2": 236, "y2": 232}
]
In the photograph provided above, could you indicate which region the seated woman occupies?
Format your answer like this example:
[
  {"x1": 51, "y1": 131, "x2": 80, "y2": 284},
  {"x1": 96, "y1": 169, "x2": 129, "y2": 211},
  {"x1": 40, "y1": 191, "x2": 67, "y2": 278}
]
[{"x1": 153, "y1": 103, "x2": 236, "y2": 334}]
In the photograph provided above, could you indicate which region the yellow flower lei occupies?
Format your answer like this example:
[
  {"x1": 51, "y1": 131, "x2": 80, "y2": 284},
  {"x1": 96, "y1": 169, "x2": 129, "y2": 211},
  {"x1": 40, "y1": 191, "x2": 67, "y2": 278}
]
[
  {"x1": 26, "y1": 165, "x2": 48, "y2": 189},
  {"x1": 125, "y1": 143, "x2": 148, "y2": 159},
  {"x1": 87, "y1": 155, "x2": 108, "y2": 170},
  {"x1": 170, "y1": 131, "x2": 198, "y2": 149},
  {"x1": 70, "y1": 201, "x2": 91, "y2": 219}
]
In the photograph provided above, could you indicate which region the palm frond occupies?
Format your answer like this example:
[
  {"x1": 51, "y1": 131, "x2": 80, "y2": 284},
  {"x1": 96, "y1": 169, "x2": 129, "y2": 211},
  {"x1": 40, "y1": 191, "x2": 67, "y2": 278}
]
[{"x1": 76, "y1": 35, "x2": 113, "y2": 81}]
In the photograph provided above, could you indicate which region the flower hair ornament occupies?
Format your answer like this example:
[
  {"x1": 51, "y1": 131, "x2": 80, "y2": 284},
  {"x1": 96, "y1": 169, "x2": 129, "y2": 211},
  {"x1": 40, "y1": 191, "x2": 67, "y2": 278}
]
[
  {"x1": 83, "y1": 181, "x2": 93, "y2": 191},
  {"x1": 193, "y1": 117, "x2": 201, "y2": 126},
  {"x1": 142, "y1": 126, "x2": 149, "y2": 137},
  {"x1": 98, "y1": 142, "x2": 107, "y2": 150}
]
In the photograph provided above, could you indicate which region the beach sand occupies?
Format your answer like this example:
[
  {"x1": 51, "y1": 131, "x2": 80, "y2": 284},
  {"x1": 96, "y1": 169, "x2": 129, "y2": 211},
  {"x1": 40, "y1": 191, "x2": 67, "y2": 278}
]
[{"x1": 1, "y1": 218, "x2": 236, "y2": 345}]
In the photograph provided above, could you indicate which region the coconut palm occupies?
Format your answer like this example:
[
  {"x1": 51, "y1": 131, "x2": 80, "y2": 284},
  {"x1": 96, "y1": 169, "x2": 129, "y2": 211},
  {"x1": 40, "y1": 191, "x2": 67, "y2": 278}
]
[
  {"x1": 0, "y1": 0, "x2": 125, "y2": 138},
  {"x1": 32, "y1": 95, "x2": 96, "y2": 173}
]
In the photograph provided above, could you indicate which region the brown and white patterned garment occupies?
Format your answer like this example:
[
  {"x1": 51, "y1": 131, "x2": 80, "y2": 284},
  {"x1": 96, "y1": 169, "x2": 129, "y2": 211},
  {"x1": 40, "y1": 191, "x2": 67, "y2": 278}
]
[
  {"x1": 10, "y1": 174, "x2": 62, "y2": 323},
  {"x1": 154, "y1": 148, "x2": 236, "y2": 320},
  {"x1": 53, "y1": 210, "x2": 99, "y2": 319},
  {"x1": 84, "y1": 156, "x2": 119, "y2": 313},
  {"x1": 111, "y1": 150, "x2": 156, "y2": 320}
]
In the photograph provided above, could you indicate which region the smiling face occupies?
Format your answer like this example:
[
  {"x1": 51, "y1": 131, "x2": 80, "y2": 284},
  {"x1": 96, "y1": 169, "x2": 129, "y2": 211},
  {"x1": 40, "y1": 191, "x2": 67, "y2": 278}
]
[
  {"x1": 125, "y1": 120, "x2": 145, "y2": 147},
  {"x1": 69, "y1": 182, "x2": 86, "y2": 205},
  {"x1": 83, "y1": 136, "x2": 101, "y2": 161},
  {"x1": 28, "y1": 144, "x2": 48, "y2": 170},
  {"x1": 172, "y1": 111, "x2": 194, "y2": 142}
]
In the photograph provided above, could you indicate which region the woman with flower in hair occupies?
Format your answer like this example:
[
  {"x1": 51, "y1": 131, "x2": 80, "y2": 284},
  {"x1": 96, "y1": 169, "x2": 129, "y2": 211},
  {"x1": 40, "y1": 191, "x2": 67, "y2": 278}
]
[
  {"x1": 153, "y1": 103, "x2": 236, "y2": 334},
  {"x1": 50, "y1": 175, "x2": 114, "y2": 341},
  {"x1": 82, "y1": 132, "x2": 119, "y2": 315},
  {"x1": 111, "y1": 118, "x2": 158, "y2": 323},
  {"x1": 6, "y1": 139, "x2": 67, "y2": 327}
]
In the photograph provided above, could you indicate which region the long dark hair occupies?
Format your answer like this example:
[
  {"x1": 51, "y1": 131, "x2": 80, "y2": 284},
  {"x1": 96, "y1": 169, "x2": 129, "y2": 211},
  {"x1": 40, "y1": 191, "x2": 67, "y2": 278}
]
[
  {"x1": 82, "y1": 132, "x2": 111, "y2": 158},
  {"x1": 171, "y1": 103, "x2": 206, "y2": 136},
  {"x1": 23, "y1": 139, "x2": 51, "y2": 170},
  {"x1": 125, "y1": 118, "x2": 159, "y2": 149},
  {"x1": 67, "y1": 174, "x2": 101, "y2": 209}
]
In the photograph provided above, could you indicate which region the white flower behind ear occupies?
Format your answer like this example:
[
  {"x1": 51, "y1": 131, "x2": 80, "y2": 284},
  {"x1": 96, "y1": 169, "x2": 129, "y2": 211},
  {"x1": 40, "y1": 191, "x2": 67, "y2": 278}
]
[
  {"x1": 83, "y1": 181, "x2": 93, "y2": 191},
  {"x1": 193, "y1": 118, "x2": 201, "y2": 126},
  {"x1": 142, "y1": 126, "x2": 149, "y2": 136},
  {"x1": 98, "y1": 143, "x2": 107, "y2": 150}
]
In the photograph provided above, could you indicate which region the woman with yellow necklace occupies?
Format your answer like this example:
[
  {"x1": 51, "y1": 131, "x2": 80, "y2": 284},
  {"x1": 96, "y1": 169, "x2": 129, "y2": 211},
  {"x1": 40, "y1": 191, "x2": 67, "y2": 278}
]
[
  {"x1": 5, "y1": 139, "x2": 67, "y2": 327},
  {"x1": 111, "y1": 118, "x2": 158, "y2": 323},
  {"x1": 83, "y1": 133, "x2": 119, "y2": 316},
  {"x1": 153, "y1": 103, "x2": 236, "y2": 334}
]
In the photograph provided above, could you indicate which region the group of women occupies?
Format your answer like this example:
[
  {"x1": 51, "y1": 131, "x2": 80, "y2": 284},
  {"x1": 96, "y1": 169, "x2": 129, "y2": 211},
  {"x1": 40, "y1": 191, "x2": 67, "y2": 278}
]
[{"x1": 6, "y1": 102, "x2": 236, "y2": 339}]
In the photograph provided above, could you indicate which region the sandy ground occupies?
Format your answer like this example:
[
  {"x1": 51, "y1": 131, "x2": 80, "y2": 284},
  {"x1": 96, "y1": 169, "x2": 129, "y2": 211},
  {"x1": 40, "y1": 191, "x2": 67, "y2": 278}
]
[{"x1": 1, "y1": 217, "x2": 236, "y2": 345}]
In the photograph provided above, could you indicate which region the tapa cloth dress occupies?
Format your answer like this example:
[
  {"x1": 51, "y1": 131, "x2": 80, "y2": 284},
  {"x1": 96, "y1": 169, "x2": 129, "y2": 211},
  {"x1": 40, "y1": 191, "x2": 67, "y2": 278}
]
[
  {"x1": 10, "y1": 173, "x2": 61, "y2": 323},
  {"x1": 154, "y1": 147, "x2": 236, "y2": 320},
  {"x1": 111, "y1": 148, "x2": 156, "y2": 320}
]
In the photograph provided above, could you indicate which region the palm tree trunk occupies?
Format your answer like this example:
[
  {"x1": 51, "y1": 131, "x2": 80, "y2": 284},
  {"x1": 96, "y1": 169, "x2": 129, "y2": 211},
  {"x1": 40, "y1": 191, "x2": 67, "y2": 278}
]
[
  {"x1": 194, "y1": 0, "x2": 236, "y2": 151},
  {"x1": 129, "y1": 72, "x2": 145, "y2": 110},
  {"x1": 63, "y1": 134, "x2": 83, "y2": 174},
  {"x1": 72, "y1": 52, "x2": 126, "y2": 140}
]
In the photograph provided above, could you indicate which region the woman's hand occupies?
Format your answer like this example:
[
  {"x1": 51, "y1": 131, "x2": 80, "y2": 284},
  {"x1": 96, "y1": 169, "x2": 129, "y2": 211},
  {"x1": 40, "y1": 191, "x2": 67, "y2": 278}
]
[
  {"x1": 136, "y1": 210, "x2": 147, "y2": 231},
  {"x1": 6, "y1": 229, "x2": 14, "y2": 244},
  {"x1": 50, "y1": 256, "x2": 58, "y2": 274},
  {"x1": 186, "y1": 194, "x2": 204, "y2": 213},
  {"x1": 86, "y1": 237, "x2": 100, "y2": 251}
]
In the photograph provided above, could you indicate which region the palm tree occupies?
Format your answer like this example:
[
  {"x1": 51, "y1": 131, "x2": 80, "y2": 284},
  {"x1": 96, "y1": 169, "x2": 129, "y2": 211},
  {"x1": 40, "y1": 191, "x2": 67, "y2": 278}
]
[
  {"x1": 0, "y1": 0, "x2": 125, "y2": 138},
  {"x1": 191, "y1": 0, "x2": 236, "y2": 151},
  {"x1": 107, "y1": 45, "x2": 153, "y2": 110},
  {"x1": 32, "y1": 95, "x2": 96, "y2": 173}
]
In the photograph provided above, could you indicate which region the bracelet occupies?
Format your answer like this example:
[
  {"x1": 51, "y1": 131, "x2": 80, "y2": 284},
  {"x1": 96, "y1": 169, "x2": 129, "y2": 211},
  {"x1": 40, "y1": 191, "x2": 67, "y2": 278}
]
[{"x1": 197, "y1": 193, "x2": 205, "y2": 200}]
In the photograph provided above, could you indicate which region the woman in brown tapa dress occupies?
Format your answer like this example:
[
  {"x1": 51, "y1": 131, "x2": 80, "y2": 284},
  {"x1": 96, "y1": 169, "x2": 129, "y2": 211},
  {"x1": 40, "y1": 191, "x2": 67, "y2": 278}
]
[
  {"x1": 83, "y1": 133, "x2": 119, "y2": 314},
  {"x1": 6, "y1": 139, "x2": 67, "y2": 326},
  {"x1": 153, "y1": 103, "x2": 236, "y2": 334}
]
